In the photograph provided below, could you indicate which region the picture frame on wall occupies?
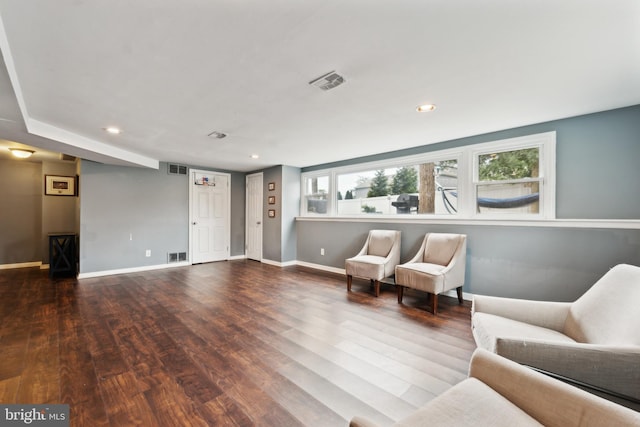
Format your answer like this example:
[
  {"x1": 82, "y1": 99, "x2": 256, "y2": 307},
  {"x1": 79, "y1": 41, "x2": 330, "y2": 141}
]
[
  {"x1": 268, "y1": 182, "x2": 275, "y2": 191},
  {"x1": 268, "y1": 196, "x2": 276, "y2": 204},
  {"x1": 268, "y1": 209, "x2": 276, "y2": 218},
  {"x1": 45, "y1": 175, "x2": 77, "y2": 196}
]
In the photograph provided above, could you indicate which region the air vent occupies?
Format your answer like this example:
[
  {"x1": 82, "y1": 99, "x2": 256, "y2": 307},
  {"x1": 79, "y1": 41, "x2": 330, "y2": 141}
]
[
  {"x1": 168, "y1": 163, "x2": 187, "y2": 175},
  {"x1": 60, "y1": 153, "x2": 77, "y2": 162},
  {"x1": 309, "y1": 70, "x2": 345, "y2": 91},
  {"x1": 168, "y1": 252, "x2": 188, "y2": 263}
]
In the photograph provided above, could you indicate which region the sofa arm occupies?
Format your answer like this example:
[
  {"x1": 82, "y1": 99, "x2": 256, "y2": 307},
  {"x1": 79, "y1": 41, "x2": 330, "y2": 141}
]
[
  {"x1": 472, "y1": 295, "x2": 571, "y2": 331},
  {"x1": 493, "y1": 338, "x2": 640, "y2": 401},
  {"x1": 469, "y1": 349, "x2": 640, "y2": 426},
  {"x1": 348, "y1": 416, "x2": 382, "y2": 427}
]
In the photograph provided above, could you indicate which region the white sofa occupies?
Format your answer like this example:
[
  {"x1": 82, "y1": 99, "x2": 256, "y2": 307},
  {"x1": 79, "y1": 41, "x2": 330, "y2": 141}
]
[
  {"x1": 349, "y1": 348, "x2": 640, "y2": 427},
  {"x1": 471, "y1": 263, "x2": 640, "y2": 406}
]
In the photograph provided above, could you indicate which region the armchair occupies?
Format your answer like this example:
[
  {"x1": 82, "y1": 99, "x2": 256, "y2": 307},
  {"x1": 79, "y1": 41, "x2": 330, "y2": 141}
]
[
  {"x1": 395, "y1": 233, "x2": 467, "y2": 314},
  {"x1": 472, "y1": 263, "x2": 640, "y2": 406},
  {"x1": 345, "y1": 230, "x2": 401, "y2": 297}
]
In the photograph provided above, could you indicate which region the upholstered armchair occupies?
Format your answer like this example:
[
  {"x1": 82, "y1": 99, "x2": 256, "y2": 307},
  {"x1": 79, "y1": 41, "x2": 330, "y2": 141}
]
[
  {"x1": 395, "y1": 233, "x2": 467, "y2": 314},
  {"x1": 349, "y1": 348, "x2": 640, "y2": 427},
  {"x1": 345, "y1": 230, "x2": 401, "y2": 297},
  {"x1": 472, "y1": 263, "x2": 640, "y2": 406}
]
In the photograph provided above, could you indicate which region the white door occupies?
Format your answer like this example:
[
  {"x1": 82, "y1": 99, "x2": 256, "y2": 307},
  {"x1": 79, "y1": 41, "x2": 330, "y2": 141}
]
[
  {"x1": 190, "y1": 170, "x2": 230, "y2": 264},
  {"x1": 245, "y1": 173, "x2": 263, "y2": 261}
]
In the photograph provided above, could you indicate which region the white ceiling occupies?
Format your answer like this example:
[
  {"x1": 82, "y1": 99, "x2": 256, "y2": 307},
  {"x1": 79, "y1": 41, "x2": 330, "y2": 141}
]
[{"x1": 0, "y1": 1, "x2": 639, "y2": 172}]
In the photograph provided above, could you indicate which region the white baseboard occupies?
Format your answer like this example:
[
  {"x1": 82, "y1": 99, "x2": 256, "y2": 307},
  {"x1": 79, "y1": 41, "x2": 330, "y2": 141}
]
[
  {"x1": 295, "y1": 260, "x2": 345, "y2": 276},
  {"x1": 0, "y1": 261, "x2": 42, "y2": 270},
  {"x1": 78, "y1": 261, "x2": 191, "y2": 279},
  {"x1": 262, "y1": 258, "x2": 297, "y2": 268},
  {"x1": 228, "y1": 254, "x2": 247, "y2": 261}
]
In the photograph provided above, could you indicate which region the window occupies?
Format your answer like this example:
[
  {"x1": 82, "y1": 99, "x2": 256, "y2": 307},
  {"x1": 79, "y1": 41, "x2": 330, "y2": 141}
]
[
  {"x1": 303, "y1": 174, "x2": 330, "y2": 214},
  {"x1": 300, "y1": 132, "x2": 555, "y2": 220}
]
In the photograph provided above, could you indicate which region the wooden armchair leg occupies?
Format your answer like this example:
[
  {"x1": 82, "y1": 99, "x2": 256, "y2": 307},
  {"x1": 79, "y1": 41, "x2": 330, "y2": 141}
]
[
  {"x1": 347, "y1": 275, "x2": 352, "y2": 292},
  {"x1": 432, "y1": 294, "x2": 438, "y2": 315},
  {"x1": 456, "y1": 286, "x2": 463, "y2": 304},
  {"x1": 374, "y1": 280, "x2": 380, "y2": 297},
  {"x1": 397, "y1": 286, "x2": 404, "y2": 303}
]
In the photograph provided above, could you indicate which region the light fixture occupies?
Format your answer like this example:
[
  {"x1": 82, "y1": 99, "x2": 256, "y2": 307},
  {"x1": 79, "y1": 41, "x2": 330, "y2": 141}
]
[
  {"x1": 250, "y1": 154, "x2": 259, "y2": 159},
  {"x1": 103, "y1": 126, "x2": 121, "y2": 134},
  {"x1": 9, "y1": 148, "x2": 35, "y2": 158},
  {"x1": 416, "y1": 104, "x2": 437, "y2": 112}
]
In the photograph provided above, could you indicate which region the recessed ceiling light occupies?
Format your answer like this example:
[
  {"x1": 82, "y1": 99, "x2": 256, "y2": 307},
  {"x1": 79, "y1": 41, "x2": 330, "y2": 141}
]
[
  {"x1": 416, "y1": 104, "x2": 437, "y2": 112},
  {"x1": 104, "y1": 126, "x2": 121, "y2": 134},
  {"x1": 250, "y1": 154, "x2": 259, "y2": 159},
  {"x1": 9, "y1": 148, "x2": 35, "y2": 158}
]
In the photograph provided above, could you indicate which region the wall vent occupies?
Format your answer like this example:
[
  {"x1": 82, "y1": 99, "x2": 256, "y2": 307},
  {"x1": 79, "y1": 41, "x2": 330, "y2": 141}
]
[
  {"x1": 168, "y1": 252, "x2": 188, "y2": 263},
  {"x1": 168, "y1": 163, "x2": 188, "y2": 175},
  {"x1": 309, "y1": 70, "x2": 345, "y2": 91}
]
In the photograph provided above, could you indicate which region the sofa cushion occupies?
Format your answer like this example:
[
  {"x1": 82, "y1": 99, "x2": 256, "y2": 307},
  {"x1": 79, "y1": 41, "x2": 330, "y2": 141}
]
[
  {"x1": 473, "y1": 312, "x2": 576, "y2": 353},
  {"x1": 394, "y1": 378, "x2": 542, "y2": 427},
  {"x1": 346, "y1": 255, "x2": 386, "y2": 280},
  {"x1": 423, "y1": 233, "x2": 460, "y2": 265},
  {"x1": 564, "y1": 264, "x2": 640, "y2": 345},
  {"x1": 368, "y1": 230, "x2": 397, "y2": 257}
]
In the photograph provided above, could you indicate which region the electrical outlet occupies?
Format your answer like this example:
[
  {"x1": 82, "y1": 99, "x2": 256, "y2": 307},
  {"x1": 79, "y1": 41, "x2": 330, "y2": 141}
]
[
  {"x1": 320, "y1": 248, "x2": 325, "y2": 256},
  {"x1": 145, "y1": 249, "x2": 151, "y2": 257}
]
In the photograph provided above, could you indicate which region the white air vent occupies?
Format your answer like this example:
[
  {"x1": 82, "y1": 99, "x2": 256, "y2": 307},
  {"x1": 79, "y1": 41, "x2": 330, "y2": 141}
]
[
  {"x1": 309, "y1": 70, "x2": 345, "y2": 91},
  {"x1": 168, "y1": 163, "x2": 187, "y2": 175},
  {"x1": 168, "y1": 252, "x2": 187, "y2": 263}
]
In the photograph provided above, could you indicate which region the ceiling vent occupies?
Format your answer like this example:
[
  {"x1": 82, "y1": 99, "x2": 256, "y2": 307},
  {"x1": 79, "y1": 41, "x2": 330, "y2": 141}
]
[
  {"x1": 309, "y1": 71, "x2": 345, "y2": 91},
  {"x1": 60, "y1": 153, "x2": 76, "y2": 162},
  {"x1": 208, "y1": 131, "x2": 227, "y2": 139}
]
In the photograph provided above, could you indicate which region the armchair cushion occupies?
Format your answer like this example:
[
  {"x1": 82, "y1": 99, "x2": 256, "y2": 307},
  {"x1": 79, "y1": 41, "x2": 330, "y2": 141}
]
[{"x1": 423, "y1": 233, "x2": 462, "y2": 265}]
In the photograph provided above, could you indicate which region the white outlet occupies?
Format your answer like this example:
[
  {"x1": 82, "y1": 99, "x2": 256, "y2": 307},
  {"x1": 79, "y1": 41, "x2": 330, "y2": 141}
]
[
  {"x1": 145, "y1": 249, "x2": 151, "y2": 257},
  {"x1": 320, "y1": 248, "x2": 325, "y2": 256}
]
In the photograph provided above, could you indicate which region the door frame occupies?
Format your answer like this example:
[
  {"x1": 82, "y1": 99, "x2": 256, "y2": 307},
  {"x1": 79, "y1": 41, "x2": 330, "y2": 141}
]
[
  {"x1": 245, "y1": 172, "x2": 263, "y2": 261},
  {"x1": 188, "y1": 168, "x2": 231, "y2": 264}
]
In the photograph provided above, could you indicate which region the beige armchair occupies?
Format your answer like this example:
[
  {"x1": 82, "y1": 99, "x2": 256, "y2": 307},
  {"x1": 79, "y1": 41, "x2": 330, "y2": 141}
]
[
  {"x1": 349, "y1": 348, "x2": 640, "y2": 427},
  {"x1": 345, "y1": 230, "x2": 401, "y2": 297},
  {"x1": 472, "y1": 263, "x2": 640, "y2": 406},
  {"x1": 395, "y1": 233, "x2": 467, "y2": 314}
]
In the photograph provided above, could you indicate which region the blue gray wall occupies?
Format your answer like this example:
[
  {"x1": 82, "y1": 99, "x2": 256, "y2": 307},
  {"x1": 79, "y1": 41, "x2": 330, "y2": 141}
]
[
  {"x1": 0, "y1": 159, "x2": 77, "y2": 265},
  {"x1": 79, "y1": 161, "x2": 246, "y2": 274},
  {"x1": 297, "y1": 105, "x2": 640, "y2": 301}
]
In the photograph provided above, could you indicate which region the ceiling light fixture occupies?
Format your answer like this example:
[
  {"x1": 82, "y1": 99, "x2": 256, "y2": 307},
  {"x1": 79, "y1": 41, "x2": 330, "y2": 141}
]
[
  {"x1": 250, "y1": 154, "x2": 259, "y2": 159},
  {"x1": 416, "y1": 104, "x2": 437, "y2": 112},
  {"x1": 9, "y1": 148, "x2": 35, "y2": 158},
  {"x1": 104, "y1": 126, "x2": 121, "y2": 134},
  {"x1": 208, "y1": 131, "x2": 227, "y2": 139}
]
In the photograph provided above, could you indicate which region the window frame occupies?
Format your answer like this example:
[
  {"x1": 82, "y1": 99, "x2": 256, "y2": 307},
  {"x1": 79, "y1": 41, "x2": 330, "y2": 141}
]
[{"x1": 300, "y1": 131, "x2": 556, "y2": 220}]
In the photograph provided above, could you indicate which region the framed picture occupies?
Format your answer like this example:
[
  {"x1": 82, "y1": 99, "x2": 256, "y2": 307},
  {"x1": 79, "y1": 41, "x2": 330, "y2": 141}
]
[
  {"x1": 268, "y1": 196, "x2": 276, "y2": 204},
  {"x1": 45, "y1": 175, "x2": 76, "y2": 196},
  {"x1": 268, "y1": 182, "x2": 275, "y2": 191},
  {"x1": 268, "y1": 209, "x2": 276, "y2": 218}
]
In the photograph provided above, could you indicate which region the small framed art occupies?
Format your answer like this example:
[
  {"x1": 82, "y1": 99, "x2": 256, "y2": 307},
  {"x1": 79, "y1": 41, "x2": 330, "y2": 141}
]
[
  {"x1": 45, "y1": 175, "x2": 77, "y2": 196},
  {"x1": 268, "y1": 182, "x2": 275, "y2": 191},
  {"x1": 268, "y1": 209, "x2": 276, "y2": 218},
  {"x1": 268, "y1": 196, "x2": 276, "y2": 204}
]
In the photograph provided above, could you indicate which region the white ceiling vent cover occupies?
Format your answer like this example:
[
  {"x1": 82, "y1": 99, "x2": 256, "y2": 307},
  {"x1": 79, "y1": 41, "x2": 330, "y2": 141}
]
[{"x1": 309, "y1": 71, "x2": 345, "y2": 91}]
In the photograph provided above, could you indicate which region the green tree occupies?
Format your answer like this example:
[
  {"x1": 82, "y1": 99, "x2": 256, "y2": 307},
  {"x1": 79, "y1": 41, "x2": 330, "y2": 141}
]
[
  {"x1": 337, "y1": 191, "x2": 343, "y2": 200},
  {"x1": 367, "y1": 169, "x2": 389, "y2": 197},
  {"x1": 345, "y1": 190, "x2": 354, "y2": 199},
  {"x1": 479, "y1": 148, "x2": 539, "y2": 181},
  {"x1": 391, "y1": 166, "x2": 418, "y2": 194}
]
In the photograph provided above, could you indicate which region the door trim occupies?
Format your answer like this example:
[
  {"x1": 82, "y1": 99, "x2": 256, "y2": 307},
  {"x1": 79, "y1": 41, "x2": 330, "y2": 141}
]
[{"x1": 245, "y1": 172, "x2": 263, "y2": 261}]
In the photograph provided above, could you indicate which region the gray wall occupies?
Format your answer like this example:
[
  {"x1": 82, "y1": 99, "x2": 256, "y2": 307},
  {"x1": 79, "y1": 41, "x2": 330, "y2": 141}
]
[
  {"x1": 0, "y1": 159, "x2": 77, "y2": 265},
  {"x1": 297, "y1": 105, "x2": 640, "y2": 301},
  {"x1": 281, "y1": 165, "x2": 300, "y2": 262},
  {"x1": 79, "y1": 161, "x2": 246, "y2": 274}
]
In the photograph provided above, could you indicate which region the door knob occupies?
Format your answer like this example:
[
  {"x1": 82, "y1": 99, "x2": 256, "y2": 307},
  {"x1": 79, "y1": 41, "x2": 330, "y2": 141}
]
[
  {"x1": 257, "y1": 221, "x2": 261, "y2": 225},
  {"x1": 192, "y1": 222, "x2": 197, "y2": 225}
]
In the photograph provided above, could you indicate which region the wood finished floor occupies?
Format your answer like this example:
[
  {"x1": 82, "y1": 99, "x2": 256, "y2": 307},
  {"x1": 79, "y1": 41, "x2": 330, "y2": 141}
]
[{"x1": 0, "y1": 260, "x2": 475, "y2": 427}]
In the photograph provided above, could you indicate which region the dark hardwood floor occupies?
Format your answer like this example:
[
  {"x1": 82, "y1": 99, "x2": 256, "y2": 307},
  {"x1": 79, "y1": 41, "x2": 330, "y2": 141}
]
[{"x1": 0, "y1": 260, "x2": 476, "y2": 426}]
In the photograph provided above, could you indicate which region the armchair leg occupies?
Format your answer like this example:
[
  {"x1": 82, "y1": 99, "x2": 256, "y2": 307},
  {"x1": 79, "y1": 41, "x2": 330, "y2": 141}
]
[
  {"x1": 456, "y1": 286, "x2": 463, "y2": 304},
  {"x1": 347, "y1": 275, "x2": 352, "y2": 292},
  {"x1": 374, "y1": 280, "x2": 380, "y2": 297},
  {"x1": 432, "y1": 294, "x2": 438, "y2": 315},
  {"x1": 397, "y1": 286, "x2": 404, "y2": 303}
]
